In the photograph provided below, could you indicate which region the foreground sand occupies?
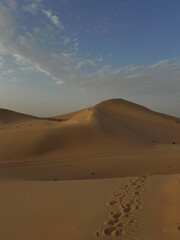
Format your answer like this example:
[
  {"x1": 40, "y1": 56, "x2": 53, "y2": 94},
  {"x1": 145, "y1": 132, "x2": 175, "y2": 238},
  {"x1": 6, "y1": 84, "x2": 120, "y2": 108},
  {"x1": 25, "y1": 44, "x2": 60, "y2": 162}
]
[
  {"x1": 0, "y1": 98, "x2": 180, "y2": 239},
  {"x1": 1, "y1": 174, "x2": 180, "y2": 240}
]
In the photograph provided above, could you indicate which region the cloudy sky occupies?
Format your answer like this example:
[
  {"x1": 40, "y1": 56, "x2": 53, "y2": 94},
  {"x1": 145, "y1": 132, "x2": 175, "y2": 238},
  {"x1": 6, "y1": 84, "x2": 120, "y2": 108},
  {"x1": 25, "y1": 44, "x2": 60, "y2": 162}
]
[{"x1": 0, "y1": 0, "x2": 180, "y2": 117}]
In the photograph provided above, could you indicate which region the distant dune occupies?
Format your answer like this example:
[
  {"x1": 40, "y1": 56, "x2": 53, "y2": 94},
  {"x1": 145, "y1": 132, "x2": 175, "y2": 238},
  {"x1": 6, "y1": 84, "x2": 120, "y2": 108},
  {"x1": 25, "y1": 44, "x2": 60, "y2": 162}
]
[
  {"x1": 0, "y1": 108, "x2": 37, "y2": 123},
  {"x1": 0, "y1": 98, "x2": 180, "y2": 180}
]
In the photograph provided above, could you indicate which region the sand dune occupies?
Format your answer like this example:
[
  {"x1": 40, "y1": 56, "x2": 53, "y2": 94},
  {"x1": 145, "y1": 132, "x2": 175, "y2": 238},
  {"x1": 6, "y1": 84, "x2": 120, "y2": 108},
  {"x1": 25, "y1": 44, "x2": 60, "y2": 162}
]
[
  {"x1": 0, "y1": 98, "x2": 180, "y2": 240},
  {"x1": 0, "y1": 98, "x2": 180, "y2": 180},
  {"x1": 0, "y1": 108, "x2": 37, "y2": 124}
]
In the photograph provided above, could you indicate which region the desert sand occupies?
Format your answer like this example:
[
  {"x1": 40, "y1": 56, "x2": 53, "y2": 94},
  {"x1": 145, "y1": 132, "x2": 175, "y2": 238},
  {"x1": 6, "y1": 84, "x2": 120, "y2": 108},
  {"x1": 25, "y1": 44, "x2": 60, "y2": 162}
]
[{"x1": 0, "y1": 98, "x2": 180, "y2": 240}]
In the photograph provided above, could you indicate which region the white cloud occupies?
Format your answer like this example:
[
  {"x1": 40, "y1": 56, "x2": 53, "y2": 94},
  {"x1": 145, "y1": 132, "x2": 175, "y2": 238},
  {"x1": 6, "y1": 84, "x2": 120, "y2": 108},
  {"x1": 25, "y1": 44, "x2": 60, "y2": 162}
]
[
  {"x1": 3, "y1": 69, "x2": 15, "y2": 75},
  {"x1": 18, "y1": 66, "x2": 35, "y2": 71},
  {"x1": 24, "y1": 0, "x2": 42, "y2": 2},
  {"x1": 63, "y1": 37, "x2": 71, "y2": 45},
  {"x1": 6, "y1": 0, "x2": 17, "y2": 10},
  {"x1": 97, "y1": 57, "x2": 103, "y2": 62},
  {"x1": 9, "y1": 76, "x2": 24, "y2": 82},
  {"x1": 0, "y1": 67, "x2": 23, "y2": 83},
  {"x1": 0, "y1": 3, "x2": 14, "y2": 27},
  {"x1": 7, "y1": 35, "x2": 77, "y2": 83},
  {"x1": 22, "y1": 0, "x2": 43, "y2": 14},
  {"x1": 22, "y1": 3, "x2": 39, "y2": 14},
  {"x1": 77, "y1": 59, "x2": 180, "y2": 98},
  {"x1": 42, "y1": 10, "x2": 64, "y2": 30},
  {"x1": 0, "y1": 1, "x2": 74, "y2": 83},
  {"x1": 75, "y1": 59, "x2": 95, "y2": 69},
  {"x1": 0, "y1": 2, "x2": 14, "y2": 53},
  {"x1": 0, "y1": 56, "x2": 5, "y2": 67}
]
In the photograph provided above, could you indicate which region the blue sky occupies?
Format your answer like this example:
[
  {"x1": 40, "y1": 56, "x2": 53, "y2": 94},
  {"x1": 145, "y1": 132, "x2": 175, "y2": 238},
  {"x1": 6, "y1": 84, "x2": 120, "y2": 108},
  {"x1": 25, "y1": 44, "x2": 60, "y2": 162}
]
[{"x1": 0, "y1": 0, "x2": 180, "y2": 116}]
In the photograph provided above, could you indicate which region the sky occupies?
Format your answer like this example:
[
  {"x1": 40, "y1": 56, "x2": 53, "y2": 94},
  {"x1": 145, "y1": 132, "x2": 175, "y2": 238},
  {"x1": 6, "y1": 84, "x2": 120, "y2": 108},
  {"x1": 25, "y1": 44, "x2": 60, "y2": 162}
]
[{"x1": 0, "y1": 0, "x2": 180, "y2": 117}]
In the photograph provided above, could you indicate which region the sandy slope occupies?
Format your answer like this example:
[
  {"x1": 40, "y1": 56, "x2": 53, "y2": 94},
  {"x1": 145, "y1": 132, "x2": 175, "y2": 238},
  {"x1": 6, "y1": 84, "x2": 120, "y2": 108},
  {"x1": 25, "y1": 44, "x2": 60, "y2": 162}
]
[{"x1": 0, "y1": 98, "x2": 180, "y2": 180}]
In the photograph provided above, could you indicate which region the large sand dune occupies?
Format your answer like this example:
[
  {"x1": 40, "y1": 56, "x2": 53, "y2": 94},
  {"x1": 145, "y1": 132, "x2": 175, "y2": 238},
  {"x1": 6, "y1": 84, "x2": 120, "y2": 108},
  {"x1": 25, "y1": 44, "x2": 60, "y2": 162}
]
[
  {"x1": 1, "y1": 98, "x2": 180, "y2": 240},
  {"x1": 0, "y1": 98, "x2": 180, "y2": 180}
]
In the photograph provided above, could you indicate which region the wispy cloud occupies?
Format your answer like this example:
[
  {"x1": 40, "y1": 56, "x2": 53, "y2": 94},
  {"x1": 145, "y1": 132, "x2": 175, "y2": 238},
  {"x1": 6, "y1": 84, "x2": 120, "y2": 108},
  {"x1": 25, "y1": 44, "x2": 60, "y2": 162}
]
[
  {"x1": 75, "y1": 59, "x2": 95, "y2": 70},
  {"x1": 77, "y1": 59, "x2": 180, "y2": 98},
  {"x1": 42, "y1": 9, "x2": 64, "y2": 30},
  {"x1": 22, "y1": 0, "x2": 64, "y2": 31},
  {"x1": 22, "y1": 0, "x2": 42, "y2": 14}
]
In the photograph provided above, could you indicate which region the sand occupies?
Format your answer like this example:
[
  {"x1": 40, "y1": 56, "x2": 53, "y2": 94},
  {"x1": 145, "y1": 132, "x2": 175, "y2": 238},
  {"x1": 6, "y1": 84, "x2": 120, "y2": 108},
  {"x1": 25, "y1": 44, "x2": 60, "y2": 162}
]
[
  {"x1": 1, "y1": 175, "x2": 180, "y2": 240},
  {"x1": 0, "y1": 98, "x2": 180, "y2": 239}
]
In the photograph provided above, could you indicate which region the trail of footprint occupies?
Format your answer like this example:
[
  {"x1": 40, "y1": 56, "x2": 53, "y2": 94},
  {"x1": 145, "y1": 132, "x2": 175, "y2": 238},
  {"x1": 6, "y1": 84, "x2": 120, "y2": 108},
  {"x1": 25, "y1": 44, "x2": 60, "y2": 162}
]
[{"x1": 94, "y1": 176, "x2": 147, "y2": 238}]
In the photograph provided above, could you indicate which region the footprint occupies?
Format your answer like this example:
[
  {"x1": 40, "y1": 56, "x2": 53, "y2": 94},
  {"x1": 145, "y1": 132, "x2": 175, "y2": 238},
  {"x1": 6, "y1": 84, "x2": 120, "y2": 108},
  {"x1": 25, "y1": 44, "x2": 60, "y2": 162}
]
[
  {"x1": 112, "y1": 227, "x2": 128, "y2": 236},
  {"x1": 94, "y1": 176, "x2": 147, "y2": 238},
  {"x1": 123, "y1": 207, "x2": 131, "y2": 213},
  {"x1": 103, "y1": 226, "x2": 117, "y2": 235},
  {"x1": 104, "y1": 218, "x2": 119, "y2": 225},
  {"x1": 133, "y1": 191, "x2": 140, "y2": 196},
  {"x1": 128, "y1": 219, "x2": 136, "y2": 226},
  {"x1": 114, "y1": 193, "x2": 121, "y2": 197},
  {"x1": 135, "y1": 204, "x2": 142, "y2": 210},
  {"x1": 125, "y1": 203, "x2": 131, "y2": 208},
  {"x1": 124, "y1": 213, "x2": 131, "y2": 218},
  {"x1": 107, "y1": 200, "x2": 117, "y2": 206},
  {"x1": 112, "y1": 212, "x2": 122, "y2": 219},
  {"x1": 94, "y1": 230, "x2": 101, "y2": 238},
  {"x1": 116, "y1": 221, "x2": 124, "y2": 227}
]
